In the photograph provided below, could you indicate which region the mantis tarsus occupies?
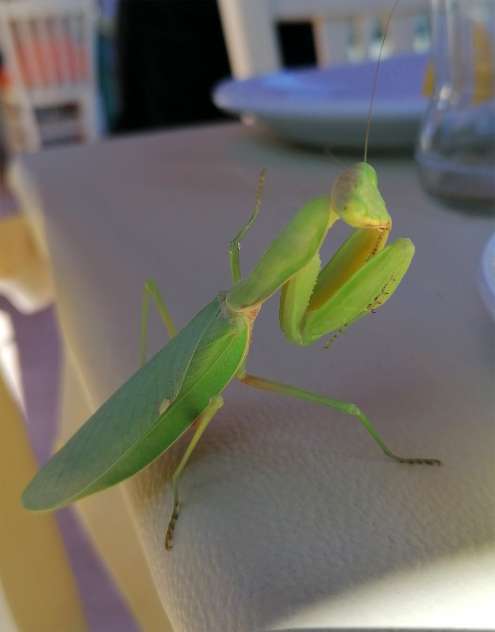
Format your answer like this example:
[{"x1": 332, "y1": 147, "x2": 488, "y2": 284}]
[{"x1": 22, "y1": 4, "x2": 441, "y2": 550}]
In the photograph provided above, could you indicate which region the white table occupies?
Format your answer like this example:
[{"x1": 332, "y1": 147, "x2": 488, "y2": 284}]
[{"x1": 12, "y1": 123, "x2": 495, "y2": 632}]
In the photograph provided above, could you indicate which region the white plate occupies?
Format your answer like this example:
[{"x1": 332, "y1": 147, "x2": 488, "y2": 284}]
[
  {"x1": 480, "y1": 232, "x2": 495, "y2": 321},
  {"x1": 213, "y1": 53, "x2": 430, "y2": 149}
]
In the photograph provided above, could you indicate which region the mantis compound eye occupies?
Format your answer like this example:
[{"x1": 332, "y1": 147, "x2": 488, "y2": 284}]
[{"x1": 331, "y1": 162, "x2": 391, "y2": 231}]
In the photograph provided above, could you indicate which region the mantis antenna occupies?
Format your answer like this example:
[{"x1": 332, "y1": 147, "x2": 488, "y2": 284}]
[{"x1": 363, "y1": 0, "x2": 402, "y2": 162}]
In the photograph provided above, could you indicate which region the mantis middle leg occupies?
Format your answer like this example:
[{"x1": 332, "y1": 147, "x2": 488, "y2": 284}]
[
  {"x1": 165, "y1": 396, "x2": 224, "y2": 550},
  {"x1": 238, "y1": 372, "x2": 441, "y2": 466}
]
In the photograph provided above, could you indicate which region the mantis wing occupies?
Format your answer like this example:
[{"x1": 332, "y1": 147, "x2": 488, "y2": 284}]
[{"x1": 22, "y1": 298, "x2": 225, "y2": 511}]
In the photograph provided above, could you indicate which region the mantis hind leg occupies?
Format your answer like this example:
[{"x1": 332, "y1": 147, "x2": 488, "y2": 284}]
[
  {"x1": 140, "y1": 279, "x2": 177, "y2": 366},
  {"x1": 238, "y1": 372, "x2": 441, "y2": 466},
  {"x1": 165, "y1": 396, "x2": 224, "y2": 550}
]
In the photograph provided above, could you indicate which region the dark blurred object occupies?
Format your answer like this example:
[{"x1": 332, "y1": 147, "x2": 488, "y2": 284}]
[
  {"x1": 276, "y1": 21, "x2": 316, "y2": 68},
  {"x1": 97, "y1": 18, "x2": 120, "y2": 133},
  {"x1": 115, "y1": 0, "x2": 231, "y2": 132}
]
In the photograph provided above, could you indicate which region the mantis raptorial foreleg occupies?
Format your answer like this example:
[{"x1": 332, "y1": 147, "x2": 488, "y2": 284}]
[
  {"x1": 165, "y1": 396, "x2": 224, "y2": 550},
  {"x1": 281, "y1": 236, "x2": 414, "y2": 346},
  {"x1": 280, "y1": 227, "x2": 391, "y2": 344},
  {"x1": 140, "y1": 278, "x2": 177, "y2": 366},
  {"x1": 238, "y1": 373, "x2": 441, "y2": 466}
]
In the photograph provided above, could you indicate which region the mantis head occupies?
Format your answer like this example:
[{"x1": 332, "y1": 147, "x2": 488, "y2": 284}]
[{"x1": 331, "y1": 162, "x2": 391, "y2": 232}]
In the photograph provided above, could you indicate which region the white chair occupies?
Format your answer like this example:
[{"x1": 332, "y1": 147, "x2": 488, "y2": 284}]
[
  {"x1": 0, "y1": 0, "x2": 99, "y2": 152},
  {"x1": 217, "y1": 0, "x2": 429, "y2": 78}
]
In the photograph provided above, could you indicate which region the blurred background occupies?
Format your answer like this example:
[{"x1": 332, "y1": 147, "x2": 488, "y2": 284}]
[{"x1": 0, "y1": 0, "x2": 433, "y2": 154}]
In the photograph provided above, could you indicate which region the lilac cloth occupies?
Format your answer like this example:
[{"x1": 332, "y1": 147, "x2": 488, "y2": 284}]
[{"x1": 0, "y1": 195, "x2": 138, "y2": 631}]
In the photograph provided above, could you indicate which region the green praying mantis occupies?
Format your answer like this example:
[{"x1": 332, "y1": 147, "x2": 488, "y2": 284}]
[{"x1": 22, "y1": 5, "x2": 441, "y2": 550}]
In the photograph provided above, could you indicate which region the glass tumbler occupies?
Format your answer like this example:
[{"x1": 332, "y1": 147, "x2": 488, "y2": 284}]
[{"x1": 416, "y1": 0, "x2": 495, "y2": 205}]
